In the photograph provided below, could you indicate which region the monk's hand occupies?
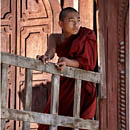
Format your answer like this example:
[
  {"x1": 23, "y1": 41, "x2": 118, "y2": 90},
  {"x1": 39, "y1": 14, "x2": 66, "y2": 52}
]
[
  {"x1": 36, "y1": 55, "x2": 50, "y2": 64},
  {"x1": 56, "y1": 57, "x2": 68, "y2": 71}
]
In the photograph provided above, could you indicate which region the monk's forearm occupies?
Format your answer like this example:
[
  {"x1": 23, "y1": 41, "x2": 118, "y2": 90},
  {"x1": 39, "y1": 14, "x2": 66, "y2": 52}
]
[
  {"x1": 45, "y1": 48, "x2": 55, "y2": 59},
  {"x1": 45, "y1": 34, "x2": 56, "y2": 59},
  {"x1": 66, "y1": 59, "x2": 79, "y2": 68}
]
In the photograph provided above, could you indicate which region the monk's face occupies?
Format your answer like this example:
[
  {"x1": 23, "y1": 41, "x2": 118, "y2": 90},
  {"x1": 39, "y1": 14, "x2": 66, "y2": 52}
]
[{"x1": 59, "y1": 12, "x2": 80, "y2": 37}]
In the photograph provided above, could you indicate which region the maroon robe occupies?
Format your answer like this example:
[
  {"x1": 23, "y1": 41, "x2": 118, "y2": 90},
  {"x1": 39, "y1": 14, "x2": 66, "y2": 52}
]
[{"x1": 38, "y1": 27, "x2": 97, "y2": 130}]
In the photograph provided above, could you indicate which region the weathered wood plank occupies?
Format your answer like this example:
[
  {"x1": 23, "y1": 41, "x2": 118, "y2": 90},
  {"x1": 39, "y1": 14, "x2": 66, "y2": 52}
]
[
  {"x1": 23, "y1": 122, "x2": 30, "y2": 130},
  {"x1": 23, "y1": 69, "x2": 32, "y2": 130},
  {"x1": 73, "y1": 79, "x2": 81, "y2": 117},
  {"x1": 50, "y1": 74, "x2": 60, "y2": 114},
  {"x1": 50, "y1": 74, "x2": 60, "y2": 130},
  {"x1": 1, "y1": 52, "x2": 101, "y2": 83},
  {"x1": 73, "y1": 79, "x2": 82, "y2": 130},
  {"x1": 1, "y1": 108, "x2": 99, "y2": 130},
  {"x1": 1, "y1": 64, "x2": 8, "y2": 130},
  {"x1": 24, "y1": 69, "x2": 32, "y2": 111}
]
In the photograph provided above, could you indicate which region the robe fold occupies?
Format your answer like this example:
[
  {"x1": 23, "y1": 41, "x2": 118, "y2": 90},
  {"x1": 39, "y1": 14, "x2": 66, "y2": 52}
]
[{"x1": 38, "y1": 27, "x2": 97, "y2": 130}]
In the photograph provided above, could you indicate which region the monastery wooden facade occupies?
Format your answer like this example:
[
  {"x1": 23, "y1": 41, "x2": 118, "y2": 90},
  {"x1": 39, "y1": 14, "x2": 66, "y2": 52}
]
[{"x1": 1, "y1": 0, "x2": 129, "y2": 130}]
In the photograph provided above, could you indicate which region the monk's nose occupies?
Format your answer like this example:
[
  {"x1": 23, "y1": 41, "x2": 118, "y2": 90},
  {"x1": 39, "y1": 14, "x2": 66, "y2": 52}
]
[{"x1": 73, "y1": 21, "x2": 80, "y2": 28}]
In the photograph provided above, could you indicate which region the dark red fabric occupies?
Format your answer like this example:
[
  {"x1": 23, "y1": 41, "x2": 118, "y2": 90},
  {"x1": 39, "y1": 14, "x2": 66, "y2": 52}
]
[{"x1": 38, "y1": 27, "x2": 97, "y2": 130}]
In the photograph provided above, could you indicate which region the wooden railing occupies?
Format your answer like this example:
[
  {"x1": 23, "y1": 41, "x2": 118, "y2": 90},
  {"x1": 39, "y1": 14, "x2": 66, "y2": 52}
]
[{"x1": 1, "y1": 52, "x2": 101, "y2": 130}]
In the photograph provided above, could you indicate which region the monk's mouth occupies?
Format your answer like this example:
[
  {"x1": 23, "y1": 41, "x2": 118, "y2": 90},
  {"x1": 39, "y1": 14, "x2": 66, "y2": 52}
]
[{"x1": 73, "y1": 28, "x2": 79, "y2": 32}]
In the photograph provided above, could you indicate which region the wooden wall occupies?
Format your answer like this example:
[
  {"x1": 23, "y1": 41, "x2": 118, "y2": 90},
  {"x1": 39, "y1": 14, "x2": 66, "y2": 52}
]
[
  {"x1": 1, "y1": 0, "x2": 16, "y2": 129},
  {"x1": 97, "y1": 0, "x2": 129, "y2": 130},
  {"x1": 1, "y1": 0, "x2": 129, "y2": 130},
  {"x1": 1, "y1": 0, "x2": 94, "y2": 130}
]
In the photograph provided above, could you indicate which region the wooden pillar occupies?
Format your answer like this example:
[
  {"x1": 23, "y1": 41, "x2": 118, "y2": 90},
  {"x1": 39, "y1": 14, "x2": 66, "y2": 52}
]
[{"x1": 98, "y1": 0, "x2": 129, "y2": 130}]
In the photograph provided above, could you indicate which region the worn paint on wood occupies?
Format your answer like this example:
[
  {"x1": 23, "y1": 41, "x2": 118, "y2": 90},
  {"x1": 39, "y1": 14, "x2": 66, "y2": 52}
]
[
  {"x1": 16, "y1": 0, "x2": 60, "y2": 128},
  {"x1": 73, "y1": 79, "x2": 81, "y2": 130},
  {"x1": 1, "y1": 0, "x2": 17, "y2": 129},
  {"x1": 73, "y1": 79, "x2": 81, "y2": 118},
  {"x1": 23, "y1": 69, "x2": 32, "y2": 130},
  {"x1": 1, "y1": 52, "x2": 101, "y2": 83},
  {"x1": 1, "y1": 108, "x2": 99, "y2": 130},
  {"x1": 49, "y1": 74, "x2": 60, "y2": 130},
  {"x1": 50, "y1": 74, "x2": 60, "y2": 115},
  {"x1": 1, "y1": 64, "x2": 8, "y2": 130},
  {"x1": 1, "y1": 1, "x2": 98, "y2": 129},
  {"x1": 1, "y1": 51, "x2": 99, "y2": 130}
]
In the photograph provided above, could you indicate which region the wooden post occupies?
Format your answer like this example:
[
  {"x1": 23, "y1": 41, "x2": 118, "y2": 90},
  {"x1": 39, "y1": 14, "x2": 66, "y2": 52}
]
[
  {"x1": 23, "y1": 69, "x2": 32, "y2": 130},
  {"x1": 73, "y1": 79, "x2": 81, "y2": 130},
  {"x1": 49, "y1": 74, "x2": 60, "y2": 130},
  {"x1": 1, "y1": 64, "x2": 8, "y2": 130}
]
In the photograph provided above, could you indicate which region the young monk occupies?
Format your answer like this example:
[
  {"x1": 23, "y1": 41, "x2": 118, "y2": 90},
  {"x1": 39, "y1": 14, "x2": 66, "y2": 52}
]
[{"x1": 37, "y1": 7, "x2": 97, "y2": 130}]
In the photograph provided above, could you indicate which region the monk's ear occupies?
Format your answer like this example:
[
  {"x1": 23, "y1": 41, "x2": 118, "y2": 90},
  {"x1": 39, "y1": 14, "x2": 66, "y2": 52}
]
[{"x1": 58, "y1": 20, "x2": 63, "y2": 28}]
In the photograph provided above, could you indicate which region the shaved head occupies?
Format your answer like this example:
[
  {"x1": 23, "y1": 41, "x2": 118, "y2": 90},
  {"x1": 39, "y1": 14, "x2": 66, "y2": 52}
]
[{"x1": 59, "y1": 7, "x2": 78, "y2": 21}]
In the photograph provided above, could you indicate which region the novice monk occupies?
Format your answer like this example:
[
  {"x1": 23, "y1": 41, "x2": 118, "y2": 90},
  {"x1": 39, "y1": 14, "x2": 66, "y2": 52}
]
[{"x1": 37, "y1": 7, "x2": 97, "y2": 130}]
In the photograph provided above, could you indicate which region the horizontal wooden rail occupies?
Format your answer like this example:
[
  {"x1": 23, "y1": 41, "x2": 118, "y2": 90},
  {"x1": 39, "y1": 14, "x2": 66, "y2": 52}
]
[
  {"x1": 1, "y1": 108, "x2": 99, "y2": 130},
  {"x1": 1, "y1": 52, "x2": 100, "y2": 130},
  {"x1": 1, "y1": 52, "x2": 101, "y2": 83}
]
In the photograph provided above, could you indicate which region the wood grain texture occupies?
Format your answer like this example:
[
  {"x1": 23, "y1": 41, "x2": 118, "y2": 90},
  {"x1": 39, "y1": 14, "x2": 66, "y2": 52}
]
[
  {"x1": 1, "y1": 108, "x2": 99, "y2": 130},
  {"x1": 23, "y1": 69, "x2": 32, "y2": 130},
  {"x1": 50, "y1": 74, "x2": 60, "y2": 130},
  {"x1": 73, "y1": 79, "x2": 81, "y2": 130},
  {"x1": 1, "y1": 64, "x2": 8, "y2": 130},
  {"x1": 1, "y1": 52, "x2": 101, "y2": 83}
]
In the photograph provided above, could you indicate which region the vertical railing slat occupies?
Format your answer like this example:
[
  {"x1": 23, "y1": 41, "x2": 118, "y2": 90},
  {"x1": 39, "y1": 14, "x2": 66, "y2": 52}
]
[
  {"x1": 1, "y1": 64, "x2": 8, "y2": 130},
  {"x1": 1, "y1": 52, "x2": 100, "y2": 130},
  {"x1": 73, "y1": 79, "x2": 82, "y2": 130},
  {"x1": 23, "y1": 69, "x2": 32, "y2": 130},
  {"x1": 49, "y1": 74, "x2": 60, "y2": 130}
]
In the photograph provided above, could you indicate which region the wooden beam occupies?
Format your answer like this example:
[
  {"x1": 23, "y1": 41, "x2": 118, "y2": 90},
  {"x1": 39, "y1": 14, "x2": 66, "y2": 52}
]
[
  {"x1": 1, "y1": 52, "x2": 101, "y2": 83},
  {"x1": 50, "y1": 74, "x2": 60, "y2": 130},
  {"x1": 73, "y1": 79, "x2": 81, "y2": 130},
  {"x1": 73, "y1": 79, "x2": 81, "y2": 117},
  {"x1": 23, "y1": 69, "x2": 32, "y2": 130},
  {"x1": 1, "y1": 64, "x2": 8, "y2": 130},
  {"x1": 1, "y1": 108, "x2": 99, "y2": 130}
]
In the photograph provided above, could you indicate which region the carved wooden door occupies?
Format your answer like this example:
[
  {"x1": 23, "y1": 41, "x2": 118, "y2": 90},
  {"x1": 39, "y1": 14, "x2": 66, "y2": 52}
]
[
  {"x1": 16, "y1": 0, "x2": 61, "y2": 129},
  {"x1": 1, "y1": 0, "x2": 95, "y2": 129},
  {"x1": 1, "y1": 0, "x2": 16, "y2": 129}
]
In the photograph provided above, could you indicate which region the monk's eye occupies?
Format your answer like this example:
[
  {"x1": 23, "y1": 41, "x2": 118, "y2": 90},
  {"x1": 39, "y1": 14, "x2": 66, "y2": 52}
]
[{"x1": 69, "y1": 19, "x2": 74, "y2": 22}]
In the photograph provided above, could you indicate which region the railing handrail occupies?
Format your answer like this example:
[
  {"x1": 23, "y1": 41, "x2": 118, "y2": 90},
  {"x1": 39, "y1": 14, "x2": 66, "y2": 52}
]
[
  {"x1": 1, "y1": 108, "x2": 99, "y2": 129},
  {"x1": 1, "y1": 51, "x2": 101, "y2": 83},
  {"x1": 1, "y1": 51, "x2": 100, "y2": 130}
]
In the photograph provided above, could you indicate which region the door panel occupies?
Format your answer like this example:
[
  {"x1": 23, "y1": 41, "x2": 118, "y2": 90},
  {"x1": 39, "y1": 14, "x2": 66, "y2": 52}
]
[
  {"x1": 1, "y1": 0, "x2": 97, "y2": 129},
  {"x1": 20, "y1": 26, "x2": 52, "y2": 83},
  {"x1": 1, "y1": 0, "x2": 16, "y2": 130},
  {"x1": 16, "y1": 0, "x2": 61, "y2": 129}
]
